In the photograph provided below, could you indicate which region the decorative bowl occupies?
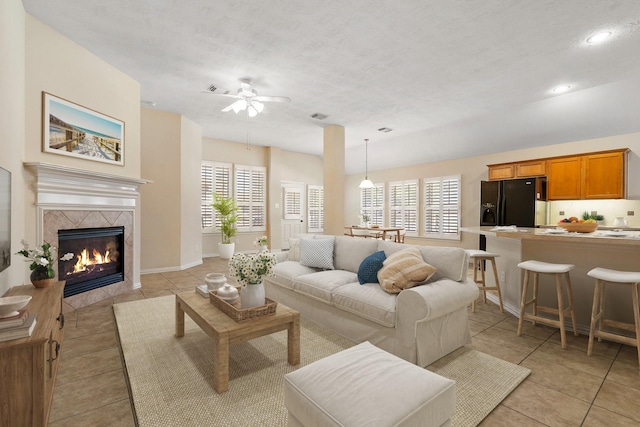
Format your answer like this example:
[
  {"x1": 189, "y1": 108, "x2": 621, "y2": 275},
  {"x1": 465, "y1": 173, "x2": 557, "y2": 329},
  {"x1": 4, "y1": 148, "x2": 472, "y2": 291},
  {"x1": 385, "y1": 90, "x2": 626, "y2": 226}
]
[
  {"x1": 0, "y1": 295, "x2": 32, "y2": 318},
  {"x1": 557, "y1": 222, "x2": 598, "y2": 233}
]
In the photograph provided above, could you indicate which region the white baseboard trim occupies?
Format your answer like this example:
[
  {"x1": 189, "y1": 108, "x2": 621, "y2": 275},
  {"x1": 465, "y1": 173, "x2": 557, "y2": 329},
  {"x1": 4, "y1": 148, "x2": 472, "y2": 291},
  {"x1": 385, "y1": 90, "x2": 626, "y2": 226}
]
[{"x1": 141, "y1": 259, "x2": 203, "y2": 275}]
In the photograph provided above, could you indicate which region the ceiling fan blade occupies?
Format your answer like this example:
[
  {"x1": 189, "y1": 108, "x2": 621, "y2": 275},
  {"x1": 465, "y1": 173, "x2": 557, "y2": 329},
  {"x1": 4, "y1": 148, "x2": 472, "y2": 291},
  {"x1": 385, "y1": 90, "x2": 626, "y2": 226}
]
[
  {"x1": 221, "y1": 103, "x2": 235, "y2": 112},
  {"x1": 254, "y1": 95, "x2": 291, "y2": 103},
  {"x1": 201, "y1": 91, "x2": 241, "y2": 99}
]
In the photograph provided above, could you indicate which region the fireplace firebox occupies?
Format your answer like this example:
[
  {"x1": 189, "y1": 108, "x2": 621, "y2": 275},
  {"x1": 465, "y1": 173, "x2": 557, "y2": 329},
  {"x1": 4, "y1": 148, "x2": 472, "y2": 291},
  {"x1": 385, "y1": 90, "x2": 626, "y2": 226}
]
[{"x1": 58, "y1": 226, "x2": 124, "y2": 298}]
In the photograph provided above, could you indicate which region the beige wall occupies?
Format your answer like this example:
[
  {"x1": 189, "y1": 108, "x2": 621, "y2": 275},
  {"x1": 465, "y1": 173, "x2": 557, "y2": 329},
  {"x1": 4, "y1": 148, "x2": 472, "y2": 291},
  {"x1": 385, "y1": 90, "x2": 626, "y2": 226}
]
[
  {"x1": 345, "y1": 132, "x2": 640, "y2": 250},
  {"x1": 180, "y1": 115, "x2": 203, "y2": 268},
  {"x1": 0, "y1": 0, "x2": 26, "y2": 295}
]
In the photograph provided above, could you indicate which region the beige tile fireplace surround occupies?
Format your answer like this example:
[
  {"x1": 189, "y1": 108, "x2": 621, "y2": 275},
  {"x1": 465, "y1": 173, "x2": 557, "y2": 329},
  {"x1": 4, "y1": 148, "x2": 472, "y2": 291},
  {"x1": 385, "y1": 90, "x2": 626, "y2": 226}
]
[{"x1": 24, "y1": 162, "x2": 149, "y2": 312}]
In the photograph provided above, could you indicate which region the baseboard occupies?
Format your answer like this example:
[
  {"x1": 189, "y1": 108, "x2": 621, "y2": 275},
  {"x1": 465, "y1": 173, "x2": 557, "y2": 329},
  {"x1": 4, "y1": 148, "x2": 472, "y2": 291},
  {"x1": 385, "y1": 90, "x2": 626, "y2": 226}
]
[{"x1": 141, "y1": 259, "x2": 203, "y2": 275}]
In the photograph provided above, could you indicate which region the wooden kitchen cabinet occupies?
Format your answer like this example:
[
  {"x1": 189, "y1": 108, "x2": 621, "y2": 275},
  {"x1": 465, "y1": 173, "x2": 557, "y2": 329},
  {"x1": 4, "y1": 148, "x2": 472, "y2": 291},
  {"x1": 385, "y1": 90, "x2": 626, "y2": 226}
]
[
  {"x1": 488, "y1": 159, "x2": 546, "y2": 180},
  {"x1": 0, "y1": 281, "x2": 65, "y2": 427},
  {"x1": 547, "y1": 150, "x2": 627, "y2": 200},
  {"x1": 547, "y1": 156, "x2": 582, "y2": 200}
]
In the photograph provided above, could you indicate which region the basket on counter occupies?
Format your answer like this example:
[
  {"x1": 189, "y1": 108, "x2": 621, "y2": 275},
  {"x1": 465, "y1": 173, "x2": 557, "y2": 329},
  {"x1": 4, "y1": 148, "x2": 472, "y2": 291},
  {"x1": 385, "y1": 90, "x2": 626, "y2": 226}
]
[
  {"x1": 209, "y1": 287, "x2": 277, "y2": 322},
  {"x1": 557, "y1": 222, "x2": 599, "y2": 233}
]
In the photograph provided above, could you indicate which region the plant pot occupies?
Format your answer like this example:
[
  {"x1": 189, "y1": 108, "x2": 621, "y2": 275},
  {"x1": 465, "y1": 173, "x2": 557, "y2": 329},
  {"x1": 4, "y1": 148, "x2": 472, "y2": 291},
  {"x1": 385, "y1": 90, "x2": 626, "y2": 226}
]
[
  {"x1": 218, "y1": 242, "x2": 235, "y2": 260},
  {"x1": 260, "y1": 245, "x2": 268, "y2": 253},
  {"x1": 30, "y1": 267, "x2": 54, "y2": 288},
  {"x1": 241, "y1": 282, "x2": 265, "y2": 309}
]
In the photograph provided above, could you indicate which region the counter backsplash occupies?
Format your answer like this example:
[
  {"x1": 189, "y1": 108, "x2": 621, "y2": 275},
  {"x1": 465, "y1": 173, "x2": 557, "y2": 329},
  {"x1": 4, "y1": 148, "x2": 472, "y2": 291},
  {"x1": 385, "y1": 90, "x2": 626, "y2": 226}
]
[{"x1": 548, "y1": 199, "x2": 640, "y2": 228}]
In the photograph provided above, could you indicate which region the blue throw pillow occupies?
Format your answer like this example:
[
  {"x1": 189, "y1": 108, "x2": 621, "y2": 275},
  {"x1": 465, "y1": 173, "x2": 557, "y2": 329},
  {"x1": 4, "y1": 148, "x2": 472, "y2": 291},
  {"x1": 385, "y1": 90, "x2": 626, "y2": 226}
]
[{"x1": 357, "y1": 251, "x2": 387, "y2": 284}]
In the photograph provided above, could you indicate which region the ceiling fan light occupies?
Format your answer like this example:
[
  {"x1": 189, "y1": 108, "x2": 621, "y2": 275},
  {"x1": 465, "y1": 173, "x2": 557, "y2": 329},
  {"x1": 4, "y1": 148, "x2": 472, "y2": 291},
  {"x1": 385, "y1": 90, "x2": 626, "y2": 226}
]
[
  {"x1": 253, "y1": 101, "x2": 264, "y2": 113},
  {"x1": 586, "y1": 31, "x2": 611, "y2": 44},
  {"x1": 359, "y1": 179, "x2": 375, "y2": 189},
  {"x1": 248, "y1": 105, "x2": 258, "y2": 117}
]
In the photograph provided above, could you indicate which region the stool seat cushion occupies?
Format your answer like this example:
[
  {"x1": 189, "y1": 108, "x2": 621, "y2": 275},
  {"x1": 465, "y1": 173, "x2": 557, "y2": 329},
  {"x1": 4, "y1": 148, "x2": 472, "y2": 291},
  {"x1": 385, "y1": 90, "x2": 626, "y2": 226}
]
[
  {"x1": 517, "y1": 260, "x2": 574, "y2": 274},
  {"x1": 284, "y1": 341, "x2": 456, "y2": 427},
  {"x1": 588, "y1": 267, "x2": 640, "y2": 283},
  {"x1": 466, "y1": 249, "x2": 500, "y2": 258}
]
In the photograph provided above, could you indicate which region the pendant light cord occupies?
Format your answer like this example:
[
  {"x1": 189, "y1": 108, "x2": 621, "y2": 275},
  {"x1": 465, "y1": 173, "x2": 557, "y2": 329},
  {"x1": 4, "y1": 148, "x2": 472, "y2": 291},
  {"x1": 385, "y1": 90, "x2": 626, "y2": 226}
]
[{"x1": 365, "y1": 138, "x2": 369, "y2": 179}]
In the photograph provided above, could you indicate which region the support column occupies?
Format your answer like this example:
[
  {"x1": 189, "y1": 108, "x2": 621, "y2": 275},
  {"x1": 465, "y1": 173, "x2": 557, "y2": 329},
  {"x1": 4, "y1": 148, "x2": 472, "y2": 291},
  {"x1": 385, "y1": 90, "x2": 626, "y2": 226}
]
[{"x1": 323, "y1": 125, "x2": 345, "y2": 236}]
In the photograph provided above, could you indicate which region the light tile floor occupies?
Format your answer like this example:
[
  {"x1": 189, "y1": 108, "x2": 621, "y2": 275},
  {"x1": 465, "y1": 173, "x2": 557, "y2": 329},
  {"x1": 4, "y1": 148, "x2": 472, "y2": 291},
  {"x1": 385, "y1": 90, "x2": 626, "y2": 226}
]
[{"x1": 48, "y1": 258, "x2": 640, "y2": 426}]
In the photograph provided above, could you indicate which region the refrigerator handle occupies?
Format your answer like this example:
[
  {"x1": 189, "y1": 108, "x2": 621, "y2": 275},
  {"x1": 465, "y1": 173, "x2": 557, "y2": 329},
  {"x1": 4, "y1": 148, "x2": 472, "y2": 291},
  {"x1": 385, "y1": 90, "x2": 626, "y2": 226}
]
[{"x1": 497, "y1": 182, "x2": 505, "y2": 226}]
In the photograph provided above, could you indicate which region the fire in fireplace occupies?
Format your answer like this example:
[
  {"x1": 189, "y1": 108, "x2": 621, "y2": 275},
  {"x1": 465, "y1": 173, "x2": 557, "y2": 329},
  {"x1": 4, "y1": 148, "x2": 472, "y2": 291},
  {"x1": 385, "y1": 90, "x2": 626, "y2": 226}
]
[{"x1": 58, "y1": 226, "x2": 124, "y2": 298}]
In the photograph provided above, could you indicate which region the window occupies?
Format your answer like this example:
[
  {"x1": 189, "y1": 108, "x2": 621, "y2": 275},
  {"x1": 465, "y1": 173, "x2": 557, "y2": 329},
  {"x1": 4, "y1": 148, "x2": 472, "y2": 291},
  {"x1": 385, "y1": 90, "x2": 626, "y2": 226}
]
[
  {"x1": 235, "y1": 165, "x2": 266, "y2": 231},
  {"x1": 423, "y1": 175, "x2": 461, "y2": 240},
  {"x1": 360, "y1": 184, "x2": 384, "y2": 225},
  {"x1": 389, "y1": 180, "x2": 418, "y2": 233},
  {"x1": 308, "y1": 185, "x2": 324, "y2": 232},
  {"x1": 283, "y1": 187, "x2": 301, "y2": 220},
  {"x1": 201, "y1": 161, "x2": 232, "y2": 229}
]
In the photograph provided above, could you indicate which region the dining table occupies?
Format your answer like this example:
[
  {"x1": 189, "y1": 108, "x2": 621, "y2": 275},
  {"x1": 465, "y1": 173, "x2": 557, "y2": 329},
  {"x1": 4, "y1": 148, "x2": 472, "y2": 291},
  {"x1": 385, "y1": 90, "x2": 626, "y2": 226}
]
[{"x1": 344, "y1": 225, "x2": 404, "y2": 241}]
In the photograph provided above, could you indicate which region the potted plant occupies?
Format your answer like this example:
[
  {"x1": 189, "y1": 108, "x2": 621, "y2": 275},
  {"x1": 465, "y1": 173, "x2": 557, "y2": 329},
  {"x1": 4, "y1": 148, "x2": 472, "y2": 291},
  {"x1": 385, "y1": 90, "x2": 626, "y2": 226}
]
[{"x1": 212, "y1": 193, "x2": 240, "y2": 259}]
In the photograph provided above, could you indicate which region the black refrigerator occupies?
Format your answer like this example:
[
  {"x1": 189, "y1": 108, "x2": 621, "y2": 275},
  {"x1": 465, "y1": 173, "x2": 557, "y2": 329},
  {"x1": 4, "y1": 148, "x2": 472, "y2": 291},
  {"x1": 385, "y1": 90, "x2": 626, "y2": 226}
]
[{"x1": 479, "y1": 177, "x2": 547, "y2": 248}]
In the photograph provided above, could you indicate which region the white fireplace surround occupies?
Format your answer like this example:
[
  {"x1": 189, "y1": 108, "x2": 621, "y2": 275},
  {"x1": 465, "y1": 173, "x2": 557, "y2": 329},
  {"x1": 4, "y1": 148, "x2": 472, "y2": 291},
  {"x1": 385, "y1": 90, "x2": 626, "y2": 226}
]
[{"x1": 24, "y1": 162, "x2": 150, "y2": 309}]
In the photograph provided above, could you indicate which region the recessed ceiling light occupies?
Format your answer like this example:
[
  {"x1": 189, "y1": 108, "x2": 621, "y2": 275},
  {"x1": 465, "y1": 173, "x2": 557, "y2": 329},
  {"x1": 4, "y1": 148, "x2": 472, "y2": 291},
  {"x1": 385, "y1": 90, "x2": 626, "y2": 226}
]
[
  {"x1": 552, "y1": 85, "x2": 571, "y2": 94},
  {"x1": 586, "y1": 31, "x2": 612, "y2": 44}
]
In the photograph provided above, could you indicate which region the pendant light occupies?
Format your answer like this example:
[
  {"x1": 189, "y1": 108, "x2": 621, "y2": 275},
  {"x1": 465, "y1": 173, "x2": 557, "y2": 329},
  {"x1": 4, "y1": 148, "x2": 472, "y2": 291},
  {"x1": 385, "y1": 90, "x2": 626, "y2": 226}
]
[{"x1": 359, "y1": 138, "x2": 374, "y2": 189}]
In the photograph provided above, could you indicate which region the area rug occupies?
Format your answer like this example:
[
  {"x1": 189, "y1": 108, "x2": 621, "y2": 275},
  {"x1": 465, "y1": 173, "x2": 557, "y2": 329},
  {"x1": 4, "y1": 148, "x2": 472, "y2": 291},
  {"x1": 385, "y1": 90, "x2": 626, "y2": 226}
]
[{"x1": 114, "y1": 295, "x2": 530, "y2": 427}]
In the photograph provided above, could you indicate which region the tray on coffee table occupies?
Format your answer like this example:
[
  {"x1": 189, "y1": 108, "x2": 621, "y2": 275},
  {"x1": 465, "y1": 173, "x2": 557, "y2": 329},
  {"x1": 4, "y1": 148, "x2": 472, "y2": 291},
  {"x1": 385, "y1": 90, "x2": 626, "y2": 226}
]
[{"x1": 209, "y1": 287, "x2": 277, "y2": 322}]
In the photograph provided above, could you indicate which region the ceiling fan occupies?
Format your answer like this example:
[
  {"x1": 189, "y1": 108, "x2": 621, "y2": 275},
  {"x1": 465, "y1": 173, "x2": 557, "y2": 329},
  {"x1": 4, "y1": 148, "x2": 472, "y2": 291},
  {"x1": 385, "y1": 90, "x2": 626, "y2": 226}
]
[{"x1": 204, "y1": 79, "x2": 291, "y2": 117}]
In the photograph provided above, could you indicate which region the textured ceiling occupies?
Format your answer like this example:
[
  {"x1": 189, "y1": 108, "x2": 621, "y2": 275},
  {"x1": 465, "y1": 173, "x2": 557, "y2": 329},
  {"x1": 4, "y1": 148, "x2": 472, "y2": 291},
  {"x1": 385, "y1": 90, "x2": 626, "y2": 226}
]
[{"x1": 22, "y1": 0, "x2": 640, "y2": 174}]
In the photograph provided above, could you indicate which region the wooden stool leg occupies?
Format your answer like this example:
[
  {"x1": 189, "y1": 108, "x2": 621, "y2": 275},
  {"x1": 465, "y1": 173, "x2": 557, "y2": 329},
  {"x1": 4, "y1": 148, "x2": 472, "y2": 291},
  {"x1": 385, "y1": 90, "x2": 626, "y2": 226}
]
[
  {"x1": 490, "y1": 258, "x2": 504, "y2": 312},
  {"x1": 472, "y1": 258, "x2": 479, "y2": 313},
  {"x1": 480, "y1": 259, "x2": 487, "y2": 303},
  {"x1": 633, "y1": 282, "x2": 640, "y2": 367},
  {"x1": 564, "y1": 272, "x2": 578, "y2": 336},
  {"x1": 556, "y1": 273, "x2": 567, "y2": 349},
  {"x1": 517, "y1": 270, "x2": 529, "y2": 336},
  {"x1": 587, "y1": 279, "x2": 601, "y2": 356},
  {"x1": 597, "y1": 282, "x2": 606, "y2": 342},
  {"x1": 531, "y1": 272, "x2": 539, "y2": 326}
]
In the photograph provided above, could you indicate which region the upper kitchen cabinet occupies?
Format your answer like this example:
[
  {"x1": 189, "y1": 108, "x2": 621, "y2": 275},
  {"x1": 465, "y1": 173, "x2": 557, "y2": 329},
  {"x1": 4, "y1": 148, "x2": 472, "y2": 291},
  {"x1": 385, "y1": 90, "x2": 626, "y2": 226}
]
[
  {"x1": 488, "y1": 159, "x2": 546, "y2": 180},
  {"x1": 547, "y1": 149, "x2": 628, "y2": 200}
]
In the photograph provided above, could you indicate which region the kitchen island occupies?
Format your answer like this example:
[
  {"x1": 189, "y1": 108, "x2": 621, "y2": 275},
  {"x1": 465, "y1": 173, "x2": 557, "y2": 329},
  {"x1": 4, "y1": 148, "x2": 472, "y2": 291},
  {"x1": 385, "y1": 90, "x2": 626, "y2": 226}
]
[{"x1": 461, "y1": 226, "x2": 640, "y2": 333}]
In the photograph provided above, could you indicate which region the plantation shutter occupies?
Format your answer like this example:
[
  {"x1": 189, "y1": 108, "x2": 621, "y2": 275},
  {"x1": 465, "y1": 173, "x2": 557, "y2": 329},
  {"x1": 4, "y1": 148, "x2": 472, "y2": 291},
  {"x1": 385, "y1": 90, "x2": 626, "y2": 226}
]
[
  {"x1": 389, "y1": 180, "x2": 417, "y2": 233},
  {"x1": 424, "y1": 175, "x2": 461, "y2": 240},
  {"x1": 308, "y1": 185, "x2": 324, "y2": 232},
  {"x1": 235, "y1": 165, "x2": 266, "y2": 231},
  {"x1": 284, "y1": 187, "x2": 301, "y2": 220},
  {"x1": 360, "y1": 184, "x2": 384, "y2": 225},
  {"x1": 201, "y1": 161, "x2": 232, "y2": 229}
]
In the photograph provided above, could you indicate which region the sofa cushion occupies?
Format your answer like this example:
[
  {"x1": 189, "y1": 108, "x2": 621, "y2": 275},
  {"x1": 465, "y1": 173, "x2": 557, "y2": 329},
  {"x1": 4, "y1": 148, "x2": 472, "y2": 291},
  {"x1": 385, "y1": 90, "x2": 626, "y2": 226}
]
[
  {"x1": 300, "y1": 237, "x2": 335, "y2": 270},
  {"x1": 292, "y1": 270, "x2": 357, "y2": 303},
  {"x1": 332, "y1": 282, "x2": 397, "y2": 327},
  {"x1": 357, "y1": 251, "x2": 386, "y2": 284},
  {"x1": 418, "y1": 246, "x2": 468, "y2": 282},
  {"x1": 288, "y1": 238, "x2": 302, "y2": 261},
  {"x1": 334, "y1": 236, "x2": 378, "y2": 273},
  {"x1": 377, "y1": 247, "x2": 437, "y2": 294},
  {"x1": 271, "y1": 261, "x2": 319, "y2": 290}
]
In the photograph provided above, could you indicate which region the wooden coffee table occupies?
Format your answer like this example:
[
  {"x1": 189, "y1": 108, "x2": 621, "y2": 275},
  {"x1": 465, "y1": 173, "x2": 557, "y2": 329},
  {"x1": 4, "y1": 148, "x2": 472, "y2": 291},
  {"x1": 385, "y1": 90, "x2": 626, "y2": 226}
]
[{"x1": 175, "y1": 291, "x2": 300, "y2": 393}]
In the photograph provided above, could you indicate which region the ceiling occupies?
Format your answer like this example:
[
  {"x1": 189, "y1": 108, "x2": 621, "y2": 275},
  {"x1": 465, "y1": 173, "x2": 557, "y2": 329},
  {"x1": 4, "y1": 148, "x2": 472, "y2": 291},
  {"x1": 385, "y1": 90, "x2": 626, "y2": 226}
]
[{"x1": 22, "y1": 0, "x2": 640, "y2": 174}]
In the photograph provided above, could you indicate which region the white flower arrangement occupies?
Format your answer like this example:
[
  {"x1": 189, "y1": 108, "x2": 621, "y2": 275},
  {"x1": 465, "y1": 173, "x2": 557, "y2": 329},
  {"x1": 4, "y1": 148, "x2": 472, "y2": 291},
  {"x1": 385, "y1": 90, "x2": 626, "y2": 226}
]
[
  {"x1": 228, "y1": 252, "x2": 277, "y2": 286},
  {"x1": 253, "y1": 235, "x2": 268, "y2": 247},
  {"x1": 16, "y1": 240, "x2": 74, "y2": 277}
]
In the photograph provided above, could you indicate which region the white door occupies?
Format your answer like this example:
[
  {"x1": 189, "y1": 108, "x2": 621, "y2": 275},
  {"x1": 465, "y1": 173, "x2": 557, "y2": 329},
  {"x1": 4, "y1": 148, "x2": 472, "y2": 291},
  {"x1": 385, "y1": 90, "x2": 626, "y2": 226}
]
[{"x1": 281, "y1": 182, "x2": 305, "y2": 248}]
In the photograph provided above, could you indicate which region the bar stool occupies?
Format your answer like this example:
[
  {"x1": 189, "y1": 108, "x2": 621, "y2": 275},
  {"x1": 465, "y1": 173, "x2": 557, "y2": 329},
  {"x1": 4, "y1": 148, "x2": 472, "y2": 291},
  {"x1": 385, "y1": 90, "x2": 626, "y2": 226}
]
[
  {"x1": 466, "y1": 250, "x2": 504, "y2": 313},
  {"x1": 517, "y1": 260, "x2": 578, "y2": 349},
  {"x1": 587, "y1": 268, "x2": 640, "y2": 366}
]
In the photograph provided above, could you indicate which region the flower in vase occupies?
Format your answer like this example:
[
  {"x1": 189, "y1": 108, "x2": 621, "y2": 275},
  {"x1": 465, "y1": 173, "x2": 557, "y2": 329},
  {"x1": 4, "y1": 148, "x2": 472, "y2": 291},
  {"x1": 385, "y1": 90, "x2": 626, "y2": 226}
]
[{"x1": 228, "y1": 252, "x2": 277, "y2": 287}]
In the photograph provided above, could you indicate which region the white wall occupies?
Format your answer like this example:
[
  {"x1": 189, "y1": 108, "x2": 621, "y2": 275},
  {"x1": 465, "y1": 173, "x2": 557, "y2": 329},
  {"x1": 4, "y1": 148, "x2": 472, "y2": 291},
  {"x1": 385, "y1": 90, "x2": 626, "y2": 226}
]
[{"x1": 0, "y1": 0, "x2": 26, "y2": 295}]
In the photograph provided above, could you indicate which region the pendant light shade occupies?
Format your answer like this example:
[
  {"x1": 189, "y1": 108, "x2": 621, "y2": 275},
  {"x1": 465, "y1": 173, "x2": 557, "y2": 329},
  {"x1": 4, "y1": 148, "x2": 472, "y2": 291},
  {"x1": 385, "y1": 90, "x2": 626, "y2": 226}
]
[{"x1": 359, "y1": 138, "x2": 375, "y2": 189}]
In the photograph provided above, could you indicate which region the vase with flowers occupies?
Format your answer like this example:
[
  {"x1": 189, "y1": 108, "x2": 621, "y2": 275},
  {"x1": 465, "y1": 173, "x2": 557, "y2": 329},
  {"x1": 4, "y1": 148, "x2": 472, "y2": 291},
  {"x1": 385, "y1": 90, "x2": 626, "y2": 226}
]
[
  {"x1": 16, "y1": 240, "x2": 74, "y2": 288},
  {"x1": 228, "y1": 251, "x2": 277, "y2": 308},
  {"x1": 254, "y1": 235, "x2": 268, "y2": 252}
]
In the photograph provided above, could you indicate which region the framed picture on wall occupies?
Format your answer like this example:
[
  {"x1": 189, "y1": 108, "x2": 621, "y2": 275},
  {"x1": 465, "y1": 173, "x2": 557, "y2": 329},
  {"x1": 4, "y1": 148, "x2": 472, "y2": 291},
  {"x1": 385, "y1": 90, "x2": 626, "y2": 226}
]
[
  {"x1": 0, "y1": 167, "x2": 10, "y2": 273},
  {"x1": 42, "y1": 92, "x2": 125, "y2": 166}
]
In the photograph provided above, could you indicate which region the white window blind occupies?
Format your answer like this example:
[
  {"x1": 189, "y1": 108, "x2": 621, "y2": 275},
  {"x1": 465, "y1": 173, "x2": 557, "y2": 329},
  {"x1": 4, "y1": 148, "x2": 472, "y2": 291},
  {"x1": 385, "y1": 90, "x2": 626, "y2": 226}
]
[
  {"x1": 423, "y1": 175, "x2": 461, "y2": 240},
  {"x1": 235, "y1": 165, "x2": 266, "y2": 231},
  {"x1": 201, "y1": 161, "x2": 232, "y2": 229},
  {"x1": 308, "y1": 185, "x2": 324, "y2": 233},
  {"x1": 283, "y1": 187, "x2": 302, "y2": 220},
  {"x1": 360, "y1": 184, "x2": 384, "y2": 225},
  {"x1": 389, "y1": 180, "x2": 418, "y2": 233}
]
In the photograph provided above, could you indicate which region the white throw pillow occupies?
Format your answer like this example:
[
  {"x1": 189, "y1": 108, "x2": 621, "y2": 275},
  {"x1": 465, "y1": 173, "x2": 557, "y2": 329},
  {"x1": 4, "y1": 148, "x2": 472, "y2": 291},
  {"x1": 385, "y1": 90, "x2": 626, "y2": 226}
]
[
  {"x1": 300, "y1": 237, "x2": 335, "y2": 270},
  {"x1": 288, "y1": 238, "x2": 301, "y2": 261}
]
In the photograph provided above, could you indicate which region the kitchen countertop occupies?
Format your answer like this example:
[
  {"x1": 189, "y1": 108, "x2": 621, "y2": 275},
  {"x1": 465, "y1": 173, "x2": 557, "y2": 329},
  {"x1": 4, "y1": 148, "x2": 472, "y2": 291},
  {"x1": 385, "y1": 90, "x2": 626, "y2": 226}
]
[{"x1": 461, "y1": 226, "x2": 640, "y2": 246}]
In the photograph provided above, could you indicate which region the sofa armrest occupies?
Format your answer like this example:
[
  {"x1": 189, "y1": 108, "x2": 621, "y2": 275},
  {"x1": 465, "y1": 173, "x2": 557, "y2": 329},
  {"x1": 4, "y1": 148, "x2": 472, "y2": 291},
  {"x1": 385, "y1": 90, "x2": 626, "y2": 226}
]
[
  {"x1": 275, "y1": 251, "x2": 290, "y2": 263},
  {"x1": 397, "y1": 279, "x2": 479, "y2": 323}
]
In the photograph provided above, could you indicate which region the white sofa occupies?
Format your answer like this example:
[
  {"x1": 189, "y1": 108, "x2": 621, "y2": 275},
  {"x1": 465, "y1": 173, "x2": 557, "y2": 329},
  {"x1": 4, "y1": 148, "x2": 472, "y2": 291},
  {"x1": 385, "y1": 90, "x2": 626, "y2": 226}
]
[{"x1": 265, "y1": 235, "x2": 479, "y2": 367}]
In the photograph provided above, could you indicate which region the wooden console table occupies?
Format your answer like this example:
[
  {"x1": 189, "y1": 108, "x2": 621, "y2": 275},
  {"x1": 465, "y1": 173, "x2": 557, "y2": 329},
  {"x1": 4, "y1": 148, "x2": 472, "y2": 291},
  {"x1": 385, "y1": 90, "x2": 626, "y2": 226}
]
[{"x1": 0, "y1": 281, "x2": 65, "y2": 426}]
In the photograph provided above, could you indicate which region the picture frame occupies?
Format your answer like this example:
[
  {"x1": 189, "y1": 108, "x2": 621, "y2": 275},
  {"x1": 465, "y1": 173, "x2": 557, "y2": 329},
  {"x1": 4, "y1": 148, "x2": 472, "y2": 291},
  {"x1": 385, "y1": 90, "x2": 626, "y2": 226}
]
[
  {"x1": 0, "y1": 167, "x2": 10, "y2": 273},
  {"x1": 42, "y1": 92, "x2": 125, "y2": 166}
]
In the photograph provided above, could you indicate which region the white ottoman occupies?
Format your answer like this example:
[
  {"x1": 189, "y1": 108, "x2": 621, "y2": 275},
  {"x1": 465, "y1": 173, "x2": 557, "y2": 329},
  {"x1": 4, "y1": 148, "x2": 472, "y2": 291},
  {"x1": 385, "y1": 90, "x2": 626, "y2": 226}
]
[{"x1": 284, "y1": 341, "x2": 456, "y2": 427}]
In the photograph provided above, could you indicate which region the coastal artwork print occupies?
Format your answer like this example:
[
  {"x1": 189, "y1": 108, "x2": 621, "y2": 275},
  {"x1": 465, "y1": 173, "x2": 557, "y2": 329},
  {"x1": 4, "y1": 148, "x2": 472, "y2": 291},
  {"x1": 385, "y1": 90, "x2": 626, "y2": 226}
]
[
  {"x1": 0, "y1": 167, "x2": 10, "y2": 273},
  {"x1": 43, "y1": 92, "x2": 124, "y2": 165}
]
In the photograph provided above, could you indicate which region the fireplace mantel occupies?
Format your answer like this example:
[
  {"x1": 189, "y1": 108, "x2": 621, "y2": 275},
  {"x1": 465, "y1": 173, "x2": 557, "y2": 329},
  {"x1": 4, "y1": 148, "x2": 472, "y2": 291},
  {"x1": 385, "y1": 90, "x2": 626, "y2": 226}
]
[{"x1": 24, "y1": 162, "x2": 152, "y2": 209}]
